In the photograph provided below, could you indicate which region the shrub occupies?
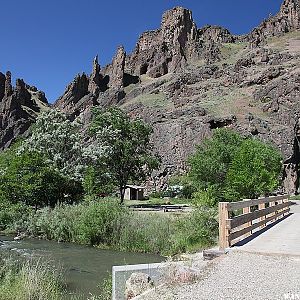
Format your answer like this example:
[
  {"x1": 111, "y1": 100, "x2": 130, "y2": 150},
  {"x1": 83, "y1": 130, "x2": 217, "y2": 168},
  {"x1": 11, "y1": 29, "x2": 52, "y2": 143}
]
[
  {"x1": 170, "y1": 207, "x2": 218, "y2": 254},
  {"x1": 77, "y1": 199, "x2": 129, "y2": 246},
  {"x1": 224, "y1": 139, "x2": 282, "y2": 201},
  {"x1": 189, "y1": 129, "x2": 283, "y2": 205},
  {"x1": 0, "y1": 201, "x2": 30, "y2": 231},
  {"x1": 189, "y1": 128, "x2": 243, "y2": 189},
  {"x1": 119, "y1": 213, "x2": 172, "y2": 254},
  {"x1": 193, "y1": 185, "x2": 220, "y2": 207},
  {"x1": 24, "y1": 205, "x2": 83, "y2": 242},
  {"x1": 168, "y1": 175, "x2": 197, "y2": 199},
  {"x1": 0, "y1": 148, "x2": 83, "y2": 208},
  {"x1": 9, "y1": 199, "x2": 218, "y2": 256}
]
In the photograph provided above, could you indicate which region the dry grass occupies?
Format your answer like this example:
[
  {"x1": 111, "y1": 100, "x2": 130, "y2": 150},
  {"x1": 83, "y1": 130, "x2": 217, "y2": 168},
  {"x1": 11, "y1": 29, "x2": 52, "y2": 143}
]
[{"x1": 266, "y1": 30, "x2": 300, "y2": 52}]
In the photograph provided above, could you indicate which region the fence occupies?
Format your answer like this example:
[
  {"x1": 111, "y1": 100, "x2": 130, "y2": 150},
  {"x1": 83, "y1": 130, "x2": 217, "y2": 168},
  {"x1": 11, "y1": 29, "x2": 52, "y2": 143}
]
[{"x1": 219, "y1": 195, "x2": 290, "y2": 250}]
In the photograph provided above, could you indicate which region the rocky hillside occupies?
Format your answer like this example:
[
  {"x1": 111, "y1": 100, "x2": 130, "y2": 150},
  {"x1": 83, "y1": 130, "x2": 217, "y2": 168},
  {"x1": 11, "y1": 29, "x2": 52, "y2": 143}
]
[
  {"x1": 0, "y1": 71, "x2": 49, "y2": 149},
  {"x1": 1, "y1": 0, "x2": 300, "y2": 193},
  {"x1": 53, "y1": 0, "x2": 300, "y2": 193}
]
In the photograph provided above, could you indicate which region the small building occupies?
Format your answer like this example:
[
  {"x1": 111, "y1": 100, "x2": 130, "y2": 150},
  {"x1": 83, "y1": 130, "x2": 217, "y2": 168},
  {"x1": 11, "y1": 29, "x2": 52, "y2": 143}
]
[{"x1": 124, "y1": 185, "x2": 145, "y2": 200}]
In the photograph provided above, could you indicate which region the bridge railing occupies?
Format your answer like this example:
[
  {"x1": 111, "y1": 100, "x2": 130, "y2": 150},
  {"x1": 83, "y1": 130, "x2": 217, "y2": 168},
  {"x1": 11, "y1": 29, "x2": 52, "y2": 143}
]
[{"x1": 219, "y1": 195, "x2": 290, "y2": 250}]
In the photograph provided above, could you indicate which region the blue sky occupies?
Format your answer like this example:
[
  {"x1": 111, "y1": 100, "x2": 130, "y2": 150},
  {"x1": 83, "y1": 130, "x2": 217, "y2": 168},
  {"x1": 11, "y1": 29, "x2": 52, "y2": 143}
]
[{"x1": 0, "y1": 0, "x2": 283, "y2": 103}]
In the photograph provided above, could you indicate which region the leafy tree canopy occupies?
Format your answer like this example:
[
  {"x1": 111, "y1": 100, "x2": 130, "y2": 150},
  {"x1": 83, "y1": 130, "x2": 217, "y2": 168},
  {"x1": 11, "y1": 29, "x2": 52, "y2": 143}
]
[
  {"x1": 224, "y1": 139, "x2": 282, "y2": 201},
  {"x1": 0, "y1": 149, "x2": 82, "y2": 208},
  {"x1": 189, "y1": 128, "x2": 243, "y2": 189},
  {"x1": 18, "y1": 110, "x2": 85, "y2": 181},
  {"x1": 89, "y1": 107, "x2": 160, "y2": 203},
  {"x1": 188, "y1": 128, "x2": 282, "y2": 204}
]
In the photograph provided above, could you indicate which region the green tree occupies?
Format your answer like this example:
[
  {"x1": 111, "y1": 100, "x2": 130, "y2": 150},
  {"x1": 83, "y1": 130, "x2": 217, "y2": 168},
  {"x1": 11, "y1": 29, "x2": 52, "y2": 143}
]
[
  {"x1": 18, "y1": 109, "x2": 85, "y2": 181},
  {"x1": 188, "y1": 128, "x2": 243, "y2": 199},
  {"x1": 168, "y1": 175, "x2": 196, "y2": 199},
  {"x1": 0, "y1": 148, "x2": 82, "y2": 208},
  {"x1": 224, "y1": 139, "x2": 282, "y2": 201},
  {"x1": 90, "y1": 107, "x2": 159, "y2": 203},
  {"x1": 83, "y1": 166, "x2": 114, "y2": 198}
]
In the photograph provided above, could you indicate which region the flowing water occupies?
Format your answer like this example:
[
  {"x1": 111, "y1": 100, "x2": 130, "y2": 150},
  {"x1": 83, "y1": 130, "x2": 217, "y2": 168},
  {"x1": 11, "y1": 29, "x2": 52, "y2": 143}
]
[{"x1": 0, "y1": 235, "x2": 163, "y2": 298}]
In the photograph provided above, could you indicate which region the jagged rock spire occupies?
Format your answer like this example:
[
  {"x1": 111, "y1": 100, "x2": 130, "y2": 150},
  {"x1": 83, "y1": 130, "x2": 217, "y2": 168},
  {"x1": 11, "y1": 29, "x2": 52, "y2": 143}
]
[
  {"x1": 92, "y1": 55, "x2": 101, "y2": 74},
  {"x1": 4, "y1": 71, "x2": 13, "y2": 97},
  {"x1": 88, "y1": 54, "x2": 103, "y2": 94},
  {"x1": 110, "y1": 46, "x2": 126, "y2": 90},
  {"x1": 249, "y1": 0, "x2": 300, "y2": 48},
  {"x1": 0, "y1": 72, "x2": 5, "y2": 101},
  {"x1": 280, "y1": 0, "x2": 300, "y2": 29}
]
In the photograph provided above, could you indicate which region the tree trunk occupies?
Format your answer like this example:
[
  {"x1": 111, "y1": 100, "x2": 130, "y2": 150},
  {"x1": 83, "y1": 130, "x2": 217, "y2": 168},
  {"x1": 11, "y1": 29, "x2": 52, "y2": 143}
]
[{"x1": 120, "y1": 187, "x2": 125, "y2": 204}]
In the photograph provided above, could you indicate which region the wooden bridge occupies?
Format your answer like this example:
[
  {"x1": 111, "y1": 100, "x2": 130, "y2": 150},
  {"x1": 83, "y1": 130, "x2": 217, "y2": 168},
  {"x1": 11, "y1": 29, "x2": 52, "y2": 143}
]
[{"x1": 219, "y1": 195, "x2": 300, "y2": 256}]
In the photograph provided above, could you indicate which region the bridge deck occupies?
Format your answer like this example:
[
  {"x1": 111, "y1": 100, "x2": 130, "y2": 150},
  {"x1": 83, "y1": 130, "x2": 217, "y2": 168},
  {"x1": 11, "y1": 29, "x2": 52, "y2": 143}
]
[{"x1": 234, "y1": 200, "x2": 300, "y2": 256}]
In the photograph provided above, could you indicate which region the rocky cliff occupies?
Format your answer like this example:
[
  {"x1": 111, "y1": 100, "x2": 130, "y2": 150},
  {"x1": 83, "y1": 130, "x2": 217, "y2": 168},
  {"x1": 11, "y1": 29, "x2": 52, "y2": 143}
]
[
  {"x1": 248, "y1": 0, "x2": 300, "y2": 47},
  {"x1": 0, "y1": 71, "x2": 49, "y2": 149},
  {"x1": 53, "y1": 0, "x2": 300, "y2": 193},
  {"x1": 2, "y1": 0, "x2": 300, "y2": 194}
]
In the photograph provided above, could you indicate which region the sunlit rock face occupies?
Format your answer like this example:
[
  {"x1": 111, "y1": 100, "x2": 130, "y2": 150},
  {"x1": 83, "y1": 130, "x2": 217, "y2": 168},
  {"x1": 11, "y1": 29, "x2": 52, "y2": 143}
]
[
  {"x1": 0, "y1": 70, "x2": 49, "y2": 149},
  {"x1": 248, "y1": 0, "x2": 300, "y2": 48},
  {"x1": 3, "y1": 1, "x2": 300, "y2": 193}
]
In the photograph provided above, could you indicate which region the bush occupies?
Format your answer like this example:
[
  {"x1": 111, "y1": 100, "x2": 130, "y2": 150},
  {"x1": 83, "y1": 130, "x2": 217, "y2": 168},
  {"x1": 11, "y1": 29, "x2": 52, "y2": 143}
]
[
  {"x1": 149, "y1": 191, "x2": 164, "y2": 199},
  {"x1": 170, "y1": 207, "x2": 218, "y2": 254},
  {"x1": 77, "y1": 199, "x2": 129, "y2": 246},
  {"x1": 0, "y1": 148, "x2": 83, "y2": 208},
  {"x1": 24, "y1": 205, "x2": 84, "y2": 242},
  {"x1": 119, "y1": 213, "x2": 172, "y2": 254},
  {"x1": 10, "y1": 199, "x2": 218, "y2": 256},
  {"x1": 192, "y1": 185, "x2": 220, "y2": 207},
  {"x1": 168, "y1": 175, "x2": 197, "y2": 199},
  {"x1": 224, "y1": 139, "x2": 282, "y2": 201},
  {"x1": 189, "y1": 128, "x2": 243, "y2": 189},
  {"x1": 188, "y1": 129, "x2": 283, "y2": 205},
  {"x1": 0, "y1": 201, "x2": 30, "y2": 231}
]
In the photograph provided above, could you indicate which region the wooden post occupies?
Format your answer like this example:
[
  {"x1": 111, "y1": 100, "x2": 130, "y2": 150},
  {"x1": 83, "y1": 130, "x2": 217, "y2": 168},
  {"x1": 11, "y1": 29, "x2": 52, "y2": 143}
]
[
  {"x1": 283, "y1": 196, "x2": 290, "y2": 216},
  {"x1": 258, "y1": 203, "x2": 266, "y2": 229},
  {"x1": 269, "y1": 201, "x2": 275, "y2": 222},
  {"x1": 219, "y1": 202, "x2": 229, "y2": 250},
  {"x1": 277, "y1": 199, "x2": 283, "y2": 220},
  {"x1": 243, "y1": 206, "x2": 252, "y2": 237}
]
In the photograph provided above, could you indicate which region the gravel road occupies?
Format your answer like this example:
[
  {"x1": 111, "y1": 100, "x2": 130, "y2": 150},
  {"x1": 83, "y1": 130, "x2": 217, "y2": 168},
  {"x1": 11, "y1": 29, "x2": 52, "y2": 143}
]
[{"x1": 137, "y1": 251, "x2": 300, "y2": 300}]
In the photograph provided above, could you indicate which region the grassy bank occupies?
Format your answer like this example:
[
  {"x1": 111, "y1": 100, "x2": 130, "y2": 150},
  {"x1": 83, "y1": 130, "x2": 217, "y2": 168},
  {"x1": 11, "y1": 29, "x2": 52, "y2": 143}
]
[
  {"x1": 0, "y1": 252, "x2": 68, "y2": 300},
  {"x1": 1, "y1": 199, "x2": 218, "y2": 256}
]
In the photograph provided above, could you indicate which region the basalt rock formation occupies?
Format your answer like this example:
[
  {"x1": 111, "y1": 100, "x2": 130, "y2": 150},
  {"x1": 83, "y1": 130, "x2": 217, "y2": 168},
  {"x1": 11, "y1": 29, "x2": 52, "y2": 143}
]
[
  {"x1": 55, "y1": 6, "x2": 232, "y2": 121},
  {"x1": 0, "y1": 71, "x2": 49, "y2": 149},
  {"x1": 2, "y1": 0, "x2": 300, "y2": 194},
  {"x1": 248, "y1": 0, "x2": 300, "y2": 48},
  {"x1": 52, "y1": 1, "x2": 300, "y2": 193}
]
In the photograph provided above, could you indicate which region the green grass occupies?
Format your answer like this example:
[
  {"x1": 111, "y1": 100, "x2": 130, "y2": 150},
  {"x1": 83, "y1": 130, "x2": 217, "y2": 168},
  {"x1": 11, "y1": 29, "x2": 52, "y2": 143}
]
[
  {"x1": 196, "y1": 85, "x2": 251, "y2": 117},
  {"x1": 289, "y1": 195, "x2": 300, "y2": 201},
  {"x1": 0, "y1": 252, "x2": 70, "y2": 300},
  {"x1": 122, "y1": 92, "x2": 169, "y2": 108},
  {"x1": 125, "y1": 197, "x2": 193, "y2": 207},
  {"x1": 2, "y1": 199, "x2": 218, "y2": 256},
  {"x1": 219, "y1": 42, "x2": 248, "y2": 65},
  {"x1": 266, "y1": 30, "x2": 300, "y2": 52}
]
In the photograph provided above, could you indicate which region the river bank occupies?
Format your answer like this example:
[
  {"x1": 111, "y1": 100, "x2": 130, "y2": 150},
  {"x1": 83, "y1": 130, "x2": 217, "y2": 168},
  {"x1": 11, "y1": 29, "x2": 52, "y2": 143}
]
[
  {"x1": 1, "y1": 199, "x2": 218, "y2": 256},
  {"x1": 0, "y1": 200, "x2": 218, "y2": 299},
  {"x1": 0, "y1": 235, "x2": 163, "y2": 299}
]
